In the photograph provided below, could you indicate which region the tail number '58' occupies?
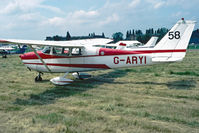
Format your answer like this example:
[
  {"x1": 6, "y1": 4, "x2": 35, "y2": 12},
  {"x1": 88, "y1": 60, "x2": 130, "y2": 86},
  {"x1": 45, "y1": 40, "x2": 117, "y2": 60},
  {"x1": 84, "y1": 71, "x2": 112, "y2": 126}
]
[{"x1": 168, "y1": 31, "x2": 180, "y2": 40}]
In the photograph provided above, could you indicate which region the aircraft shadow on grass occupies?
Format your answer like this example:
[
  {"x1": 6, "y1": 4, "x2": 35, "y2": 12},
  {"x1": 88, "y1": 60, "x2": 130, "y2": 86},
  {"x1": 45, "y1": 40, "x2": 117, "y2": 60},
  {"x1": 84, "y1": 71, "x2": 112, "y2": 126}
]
[
  {"x1": 14, "y1": 69, "x2": 197, "y2": 106},
  {"x1": 128, "y1": 79, "x2": 197, "y2": 90},
  {"x1": 14, "y1": 69, "x2": 128, "y2": 105}
]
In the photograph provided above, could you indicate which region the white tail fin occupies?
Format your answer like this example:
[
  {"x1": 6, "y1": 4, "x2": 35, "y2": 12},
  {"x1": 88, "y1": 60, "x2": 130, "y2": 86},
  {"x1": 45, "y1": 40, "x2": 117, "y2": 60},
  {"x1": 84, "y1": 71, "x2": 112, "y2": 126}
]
[
  {"x1": 140, "y1": 36, "x2": 158, "y2": 48},
  {"x1": 153, "y1": 19, "x2": 196, "y2": 62}
]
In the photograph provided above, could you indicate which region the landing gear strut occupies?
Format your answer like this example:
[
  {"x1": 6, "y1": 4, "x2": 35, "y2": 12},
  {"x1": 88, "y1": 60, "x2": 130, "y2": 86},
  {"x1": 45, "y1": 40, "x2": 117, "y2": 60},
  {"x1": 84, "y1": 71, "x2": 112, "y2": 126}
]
[
  {"x1": 35, "y1": 72, "x2": 43, "y2": 82},
  {"x1": 76, "y1": 72, "x2": 82, "y2": 80},
  {"x1": 72, "y1": 72, "x2": 91, "y2": 80}
]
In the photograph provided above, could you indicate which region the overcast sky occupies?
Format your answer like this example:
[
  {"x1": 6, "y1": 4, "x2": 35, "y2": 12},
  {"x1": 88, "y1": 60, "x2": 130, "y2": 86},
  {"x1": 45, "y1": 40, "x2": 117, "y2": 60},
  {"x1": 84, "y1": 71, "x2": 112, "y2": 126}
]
[{"x1": 0, "y1": 0, "x2": 198, "y2": 40}]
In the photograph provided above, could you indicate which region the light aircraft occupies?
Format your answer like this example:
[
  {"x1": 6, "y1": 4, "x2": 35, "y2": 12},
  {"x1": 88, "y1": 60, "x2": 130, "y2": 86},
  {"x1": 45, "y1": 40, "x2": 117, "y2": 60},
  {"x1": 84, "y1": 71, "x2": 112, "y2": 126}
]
[
  {"x1": 0, "y1": 44, "x2": 27, "y2": 57},
  {"x1": 0, "y1": 46, "x2": 14, "y2": 58},
  {"x1": 138, "y1": 36, "x2": 158, "y2": 48},
  {"x1": 115, "y1": 40, "x2": 142, "y2": 49},
  {"x1": 0, "y1": 18, "x2": 196, "y2": 85},
  {"x1": 114, "y1": 36, "x2": 158, "y2": 50},
  {"x1": 92, "y1": 36, "x2": 158, "y2": 49}
]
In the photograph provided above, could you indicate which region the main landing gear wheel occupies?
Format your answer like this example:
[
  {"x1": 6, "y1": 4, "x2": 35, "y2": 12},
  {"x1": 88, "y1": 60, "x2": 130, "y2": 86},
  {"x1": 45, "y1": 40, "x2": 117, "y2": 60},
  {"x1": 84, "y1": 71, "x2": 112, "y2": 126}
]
[
  {"x1": 72, "y1": 72, "x2": 81, "y2": 80},
  {"x1": 35, "y1": 72, "x2": 43, "y2": 82}
]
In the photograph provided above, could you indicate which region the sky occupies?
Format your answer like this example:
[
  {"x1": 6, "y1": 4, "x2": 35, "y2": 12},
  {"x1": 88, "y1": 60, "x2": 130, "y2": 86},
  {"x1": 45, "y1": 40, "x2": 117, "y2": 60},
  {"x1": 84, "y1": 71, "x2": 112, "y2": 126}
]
[{"x1": 0, "y1": 0, "x2": 198, "y2": 40}]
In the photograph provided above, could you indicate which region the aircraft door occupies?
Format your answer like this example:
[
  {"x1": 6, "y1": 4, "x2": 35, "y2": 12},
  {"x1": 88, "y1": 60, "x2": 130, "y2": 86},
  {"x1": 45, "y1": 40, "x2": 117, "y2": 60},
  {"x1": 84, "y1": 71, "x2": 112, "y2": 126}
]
[{"x1": 69, "y1": 48, "x2": 84, "y2": 64}]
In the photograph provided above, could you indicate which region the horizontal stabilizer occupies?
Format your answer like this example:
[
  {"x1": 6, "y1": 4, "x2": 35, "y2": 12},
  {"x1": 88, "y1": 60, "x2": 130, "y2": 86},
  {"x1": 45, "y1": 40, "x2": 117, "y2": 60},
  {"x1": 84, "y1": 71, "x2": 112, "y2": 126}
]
[{"x1": 152, "y1": 57, "x2": 183, "y2": 62}]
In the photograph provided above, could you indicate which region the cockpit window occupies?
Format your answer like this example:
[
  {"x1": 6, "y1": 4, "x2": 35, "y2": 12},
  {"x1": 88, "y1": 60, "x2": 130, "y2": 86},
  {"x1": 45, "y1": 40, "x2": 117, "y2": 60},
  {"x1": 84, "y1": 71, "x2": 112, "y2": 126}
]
[
  {"x1": 42, "y1": 46, "x2": 83, "y2": 56},
  {"x1": 42, "y1": 46, "x2": 50, "y2": 54}
]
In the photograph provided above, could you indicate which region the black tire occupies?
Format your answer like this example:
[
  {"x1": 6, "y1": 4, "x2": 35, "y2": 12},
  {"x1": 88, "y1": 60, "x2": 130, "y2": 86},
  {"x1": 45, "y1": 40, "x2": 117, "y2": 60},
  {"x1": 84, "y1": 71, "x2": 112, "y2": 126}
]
[
  {"x1": 35, "y1": 76, "x2": 42, "y2": 82},
  {"x1": 2, "y1": 55, "x2": 7, "y2": 58}
]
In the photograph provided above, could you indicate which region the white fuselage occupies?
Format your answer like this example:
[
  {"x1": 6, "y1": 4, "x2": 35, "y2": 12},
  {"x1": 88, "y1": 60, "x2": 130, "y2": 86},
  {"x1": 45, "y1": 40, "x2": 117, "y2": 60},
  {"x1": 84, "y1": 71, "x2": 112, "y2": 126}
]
[{"x1": 20, "y1": 46, "x2": 184, "y2": 73}]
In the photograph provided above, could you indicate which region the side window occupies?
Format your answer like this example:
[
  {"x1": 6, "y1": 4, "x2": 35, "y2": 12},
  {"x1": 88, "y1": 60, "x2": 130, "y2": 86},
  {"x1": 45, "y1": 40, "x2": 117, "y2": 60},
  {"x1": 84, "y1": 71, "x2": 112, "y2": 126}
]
[
  {"x1": 53, "y1": 47, "x2": 63, "y2": 54},
  {"x1": 61, "y1": 48, "x2": 70, "y2": 56},
  {"x1": 71, "y1": 48, "x2": 82, "y2": 56},
  {"x1": 42, "y1": 46, "x2": 51, "y2": 54},
  {"x1": 43, "y1": 46, "x2": 83, "y2": 56},
  {"x1": 54, "y1": 47, "x2": 70, "y2": 56},
  {"x1": 52, "y1": 47, "x2": 58, "y2": 54}
]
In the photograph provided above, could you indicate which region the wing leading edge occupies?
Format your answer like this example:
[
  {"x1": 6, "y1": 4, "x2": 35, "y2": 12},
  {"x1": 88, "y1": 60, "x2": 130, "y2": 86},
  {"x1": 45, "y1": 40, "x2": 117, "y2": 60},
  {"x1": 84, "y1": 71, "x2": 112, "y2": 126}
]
[
  {"x1": 0, "y1": 39, "x2": 85, "y2": 48},
  {"x1": 0, "y1": 38, "x2": 113, "y2": 48}
]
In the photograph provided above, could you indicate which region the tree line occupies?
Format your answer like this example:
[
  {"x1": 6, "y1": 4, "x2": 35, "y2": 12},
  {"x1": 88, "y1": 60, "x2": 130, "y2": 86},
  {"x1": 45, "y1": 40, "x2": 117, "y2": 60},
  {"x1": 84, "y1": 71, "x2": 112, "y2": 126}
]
[
  {"x1": 112, "y1": 28, "x2": 169, "y2": 43},
  {"x1": 46, "y1": 28, "x2": 169, "y2": 44},
  {"x1": 46, "y1": 32, "x2": 105, "y2": 41}
]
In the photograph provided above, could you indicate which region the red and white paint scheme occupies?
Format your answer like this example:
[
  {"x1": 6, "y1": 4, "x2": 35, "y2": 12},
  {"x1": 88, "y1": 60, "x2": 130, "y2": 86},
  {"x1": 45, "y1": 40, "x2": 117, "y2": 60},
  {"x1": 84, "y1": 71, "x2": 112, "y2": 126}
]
[{"x1": 0, "y1": 19, "x2": 196, "y2": 85}]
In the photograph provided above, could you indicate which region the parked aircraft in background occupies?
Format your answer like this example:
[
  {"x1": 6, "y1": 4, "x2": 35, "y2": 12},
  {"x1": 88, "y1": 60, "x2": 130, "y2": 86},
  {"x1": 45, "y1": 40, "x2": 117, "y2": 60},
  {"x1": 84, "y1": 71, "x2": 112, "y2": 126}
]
[
  {"x1": 138, "y1": 36, "x2": 158, "y2": 48},
  {"x1": 0, "y1": 44, "x2": 27, "y2": 58},
  {"x1": 115, "y1": 36, "x2": 159, "y2": 50},
  {"x1": 0, "y1": 18, "x2": 195, "y2": 85},
  {"x1": 0, "y1": 46, "x2": 14, "y2": 58},
  {"x1": 92, "y1": 36, "x2": 158, "y2": 49},
  {"x1": 115, "y1": 40, "x2": 142, "y2": 49}
]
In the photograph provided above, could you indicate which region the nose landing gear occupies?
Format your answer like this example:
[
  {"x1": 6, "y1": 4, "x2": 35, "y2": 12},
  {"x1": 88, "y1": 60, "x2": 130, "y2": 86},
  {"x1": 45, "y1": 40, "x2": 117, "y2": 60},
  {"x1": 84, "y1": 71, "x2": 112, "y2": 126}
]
[{"x1": 35, "y1": 72, "x2": 43, "y2": 82}]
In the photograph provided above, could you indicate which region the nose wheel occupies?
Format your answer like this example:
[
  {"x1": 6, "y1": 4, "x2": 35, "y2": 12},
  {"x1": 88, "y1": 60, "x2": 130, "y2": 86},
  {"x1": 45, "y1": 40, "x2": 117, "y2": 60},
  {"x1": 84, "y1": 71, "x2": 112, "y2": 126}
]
[{"x1": 35, "y1": 72, "x2": 43, "y2": 82}]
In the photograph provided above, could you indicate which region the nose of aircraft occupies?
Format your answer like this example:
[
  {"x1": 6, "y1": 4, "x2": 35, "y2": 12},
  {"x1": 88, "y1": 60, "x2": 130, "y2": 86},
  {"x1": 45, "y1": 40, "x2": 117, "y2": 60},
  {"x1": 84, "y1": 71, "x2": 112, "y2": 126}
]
[{"x1": 19, "y1": 52, "x2": 37, "y2": 60}]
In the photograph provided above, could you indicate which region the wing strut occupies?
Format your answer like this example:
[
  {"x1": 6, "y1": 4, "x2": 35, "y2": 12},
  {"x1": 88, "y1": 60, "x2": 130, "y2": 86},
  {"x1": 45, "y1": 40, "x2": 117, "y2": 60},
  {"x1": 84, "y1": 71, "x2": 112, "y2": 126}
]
[{"x1": 29, "y1": 45, "x2": 51, "y2": 72}]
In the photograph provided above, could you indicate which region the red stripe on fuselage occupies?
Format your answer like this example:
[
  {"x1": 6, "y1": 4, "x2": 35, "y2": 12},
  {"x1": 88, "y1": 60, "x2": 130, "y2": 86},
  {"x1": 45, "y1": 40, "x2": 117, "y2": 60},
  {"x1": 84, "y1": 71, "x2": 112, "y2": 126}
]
[
  {"x1": 20, "y1": 49, "x2": 186, "y2": 60},
  {"x1": 23, "y1": 63, "x2": 110, "y2": 69},
  {"x1": 99, "y1": 48, "x2": 186, "y2": 56}
]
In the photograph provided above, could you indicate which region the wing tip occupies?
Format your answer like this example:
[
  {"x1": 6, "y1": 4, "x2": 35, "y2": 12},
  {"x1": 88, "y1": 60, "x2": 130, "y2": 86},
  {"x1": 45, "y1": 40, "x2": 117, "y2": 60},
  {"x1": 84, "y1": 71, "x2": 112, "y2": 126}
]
[{"x1": 0, "y1": 40, "x2": 9, "y2": 43}]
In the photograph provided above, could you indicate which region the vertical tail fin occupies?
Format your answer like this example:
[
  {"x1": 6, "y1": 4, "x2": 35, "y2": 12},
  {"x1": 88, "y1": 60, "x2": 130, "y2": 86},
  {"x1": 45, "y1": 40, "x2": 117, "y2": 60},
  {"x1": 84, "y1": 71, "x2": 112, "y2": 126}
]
[
  {"x1": 142, "y1": 36, "x2": 158, "y2": 47},
  {"x1": 153, "y1": 18, "x2": 196, "y2": 62},
  {"x1": 155, "y1": 19, "x2": 196, "y2": 50}
]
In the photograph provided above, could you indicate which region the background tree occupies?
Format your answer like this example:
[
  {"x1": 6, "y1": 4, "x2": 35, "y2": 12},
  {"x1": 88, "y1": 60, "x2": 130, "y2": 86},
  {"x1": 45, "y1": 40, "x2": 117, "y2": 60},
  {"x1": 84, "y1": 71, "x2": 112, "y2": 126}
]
[
  {"x1": 66, "y1": 31, "x2": 71, "y2": 40},
  {"x1": 112, "y1": 32, "x2": 123, "y2": 42},
  {"x1": 126, "y1": 31, "x2": 129, "y2": 39},
  {"x1": 53, "y1": 35, "x2": 61, "y2": 41},
  {"x1": 102, "y1": 32, "x2": 105, "y2": 38}
]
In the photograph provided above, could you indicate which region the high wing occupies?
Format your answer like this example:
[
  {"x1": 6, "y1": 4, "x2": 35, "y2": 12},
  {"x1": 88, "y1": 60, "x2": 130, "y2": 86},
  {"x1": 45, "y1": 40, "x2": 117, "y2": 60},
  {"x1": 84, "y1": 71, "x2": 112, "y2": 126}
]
[
  {"x1": 0, "y1": 47, "x2": 14, "y2": 50},
  {"x1": 0, "y1": 39, "x2": 84, "y2": 48},
  {"x1": 0, "y1": 38, "x2": 112, "y2": 73},
  {"x1": 0, "y1": 38, "x2": 113, "y2": 48}
]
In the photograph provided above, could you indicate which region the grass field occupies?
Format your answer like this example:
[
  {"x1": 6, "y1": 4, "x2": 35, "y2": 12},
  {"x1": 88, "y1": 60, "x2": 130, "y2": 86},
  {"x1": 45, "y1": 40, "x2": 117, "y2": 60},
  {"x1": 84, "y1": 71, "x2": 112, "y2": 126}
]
[{"x1": 0, "y1": 50, "x2": 199, "y2": 133}]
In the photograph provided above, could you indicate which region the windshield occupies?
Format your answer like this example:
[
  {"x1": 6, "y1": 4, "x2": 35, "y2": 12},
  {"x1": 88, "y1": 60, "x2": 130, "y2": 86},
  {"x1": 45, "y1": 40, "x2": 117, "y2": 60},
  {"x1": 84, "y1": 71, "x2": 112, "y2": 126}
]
[{"x1": 42, "y1": 46, "x2": 51, "y2": 54}]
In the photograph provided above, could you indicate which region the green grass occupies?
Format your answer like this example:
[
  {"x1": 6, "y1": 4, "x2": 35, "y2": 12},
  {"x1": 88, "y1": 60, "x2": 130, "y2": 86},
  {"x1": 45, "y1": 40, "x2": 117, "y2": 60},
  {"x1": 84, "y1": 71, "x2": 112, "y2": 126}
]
[
  {"x1": 35, "y1": 113, "x2": 65, "y2": 124},
  {"x1": 170, "y1": 70, "x2": 199, "y2": 76},
  {"x1": 188, "y1": 45, "x2": 199, "y2": 49},
  {"x1": 0, "y1": 50, "x2": 199, "y2": 133}
]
